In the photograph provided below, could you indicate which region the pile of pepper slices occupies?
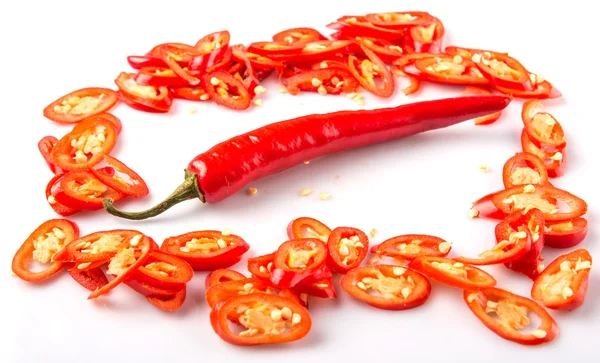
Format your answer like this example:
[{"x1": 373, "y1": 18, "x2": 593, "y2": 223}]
[{"x1": 17, "y1": 9, "x2": 592, "y2": 348}]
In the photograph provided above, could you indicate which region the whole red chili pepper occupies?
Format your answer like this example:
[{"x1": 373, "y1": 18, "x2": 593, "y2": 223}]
[{"x1": 103, "y1": 95, "x2": 511, "y2": 220}]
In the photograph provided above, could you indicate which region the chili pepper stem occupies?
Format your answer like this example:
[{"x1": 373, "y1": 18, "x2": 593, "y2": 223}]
[{"x1": 103, "y1": 170, "x2": 203, "y2": 220}]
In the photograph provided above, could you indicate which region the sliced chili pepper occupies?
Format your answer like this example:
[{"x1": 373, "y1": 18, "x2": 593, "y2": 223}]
[
  {"x1": 473, "y1": 52, "x2": 533, "y2": 91},
  {"x1": 285, "y1": 68, "x2": 358, "y2": 95},
  {"x1": 348, "y1": 45, "x2": 395, "y2": 97},
  {"x1": 270, "y1": 238, "x2": 328, "y2": 288},
  {"x1": 495, "y1": 80, "x2": 562, "y2": 99},
  {"x1": 50, "y1": 117, "x2": 118, "y2": 172},
  {"x1": 412, "y1": 55, "x2": 489, "y2": 86},
  {"x1": 134, "y1": 66, "x2": 193, "y2": 88},
  {"x1": 544, "y1": 218, "x2": 588, "y2": 249},
  {"x1": 408, "y1": 17, "x2": 445, "y2": 53},
  {"x1": 189, "y1": 30, "x2": 231, "y2": 72},
  {"x1": 147, "y1": 287, "x2": 187, "y2": 311},
  {"x1": 247, "y1": 41, "x2": 304, "y2": 57},
  {"x1": 12, "y1": 219, "x2": 79, "y2": 283},
  {"x1": 90, "y1": 154, "x2": 149, "y2": 197},
  {"x1": 408, "y1": 256, "x2": 497, "y2": 290},
  {"x1": 444, "y1": 46, "x2": 508, "y2": 59},
  {"x1": 502, "y1": 152, "x2": 550, "y2": 189},
  {"x1": 326, "y1": 227, "x2": 369, "y2": 274},
  {"x1": 96, "y1": 113, "x2": 122, "y2": 135},
  {"x1": 159, "y1": 47, "x2": 201, "y2": 86},
  {"x1": 521, "y1": 129, "x2": 566, "y2": 178},
  {"x1": 38, "y1": 136, "x2": 63, "y2": 174},
  {"x1": 127, "y1": 55, "x2": 169, "y2": 70},
  {"x1": 246, "y1": 52, "x2": 285, "y2": 70},
  {"x1": 531, "y1": 249, "x2": 592, "y2": 311},
  {"x1": 43, "y1": 87, "x2": 118, "y2": 124},
  {"x1": 472, "y1": 184, "x2": 587, "y2": 222},
  {"x1": 464, "y1": 288, "x2": 558, "y2": 345},
  {"x1": 210, "y1": 293, "x2": 312, "y2": 346},
  {"x1": 521, "y1": 100, "x2": 566, "y2": 151},
  {"x1": 327, "y1": 16, "x2": 405, "y2": 41},
  {"x1": 67, "y1": 265, "x2": 108, "y2": 291},
  {"x1": 54, "y1": 229, "x2": 146, "y2": 265},
  {"x1": 230, "y1": 45, "x2": 261, "y2": 97},
  {"x1": 341, "y1": 264, "x2": 431, "y2": 310},
  {"x1": 365, "y1": 11, "x2": 435, "y2": 29},
  {"x1": 114, "y1": 72, "x2": 173, "y2": 112},
  {"x1": 455, "y1": 226, "x2": 532, "y2": 266},
  {"x1": 461, "y1": 86, "x2": 503, "y2": 125},
  {"x1": 46, "y1": 173, "x2": 80, "y2": 216},
  {"x1": 293, "y1": 278, "x2": 336, "y2": 299},
  {"x1": 132, "y1": 250, "x2": 193, "y2": 290},
  {"x1": 125, "y1": 278, "x2": 181, "y2": 297},
  {"x1": 89, "y1": 233, "x2": 152, "y2": 299},
  {"x1": 371, "y1": 234, "x2": 452, "y2": 262},
  {"x1": 205, "y1": 269, "x2": 246, "y2": 290},
  {"x1": 247, "y1": 252, "x2": 276, "y2": 280},
  {"x1": 201, "y1": 71, "x2": 251, "y2": 110},
  {"x1": 402, "y1": 74, "x2": 421, "y2": 95},
  {"x1": 349, "y1": 36, "x2": 405, "y2": 63},
  {"x1": 206, "y1": 277, "x2": 302, "y2": 309},
  {"x1": 160, "y1": 230, "x2": 250, "y2": 271},
  {"x1": 171, "y1": 86, "x2": 209, "y2": 101},
  {"x1": 56, "y1": 171, "x2": 124, "y2": 211},
  {"x1": 283, "y1": 40, "x2": 355, "y2": 64},
  {"x1": 272, "y1": 27, "x2": 327, "y2": 46}
]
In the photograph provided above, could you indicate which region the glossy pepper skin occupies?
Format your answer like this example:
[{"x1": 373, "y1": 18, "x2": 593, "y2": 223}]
[{"x1": 104, "y1": 95, "x2": 512, "y2": 220}]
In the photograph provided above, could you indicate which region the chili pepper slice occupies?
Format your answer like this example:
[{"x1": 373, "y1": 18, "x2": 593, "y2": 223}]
[
  {"x1": 206, "y1": 277, "x2": 302, "y2": 309},
  {"x1": 464, "y1": 288, "x2": 559, "y2": 345},
  {"x1": 531, "y1": 249, "x2": 592, "y2": 311},
  {"x1": 270, "y1": 238, "x2": 328, "y2": 288},
  {"x1": 210, "y1": 293, "x2": 312, "y2": 346},
  {"x1": 90, "y1": 154, "x2": 149, "y2": 197},
  {"x1": 461, "y1": 86, "x2": 503, "y2": 125},
  {"x1": 408, "y1": 17, "x2": 445, "y2": 54},
  {"x1": 189, "y1": 30, "x2": 231, "y2": 72},
  {"x1": 283, "y1": 40, "x2": 356, "y2": 64},
  {"x1": 348, "y1": 45, "x2": 395, "y2": 97},
  {"x1": 50, "y1": 117, "x2": 118, "y2": 172},
  {"x1": 134, "y1": 66, "x2": 193, "y2": 88},
  {"x1": 96, "y1": 113, "x2": 122, "y2": 135},
  {"x1": 454, "y1": 226, "x2": 532, "y2": 266},
  {"x1": 147, "y1": 287, "x2": 187, "y2": 311},
  {"x1": 544, "y1": 218, "x2": 588, "y2": 249},
  {"x1": 521, "y1": 129, "x2": 566, "y2": 178},
  {"x1": 444, "y1": 46, "x2": 508, "y2": 59},
  {"x1": 495, "y1": 80, "x2": 562, "y2": 99},
  {"x1": 171, "y1": 86, "x2": 209, "y2": 101},
  {"x1": 247, "y1": 252, "x2": 276, "y2": 280},
  {"x1": 472, "y1": 184, "x2": 587, "y2": 222},
  {"x1": 502, "y1": 152, "x2": 550, "y2": 189},
  {"x1": 54, "y1": 229, "x2": 146, "y2": 265},
  {"x1": 246, "y1": 52, "x2": 285, "y2": 70},
  {"x1": 344, "y1": 36, "x2": 405, "y2": 63},
  {"x1": 326, "y1": 227, "x2": 369, "y2": 274},
  {"x1": 146, "y1": 42, "x2": 195, "y2": 60},
  {"x1": 57, "y1": 171, "x2": 124, "y2": 211},
  {"x1": 114, "y1": 72, "x2": 173, "y2": 112},
  {"x1": 160, "y1": 230, "x2": 250, "y2": 271},
  {"x1": 293, "y1": 278, "x2": 336, "y2": 299},
  {"x1": 371, "y1": 234, "x2": 452, "y2": 262},
  {"x1": 247, "y1": 41, "x2": 304, "y2": 57},
  {"x1": 158, "y1": 47, "x2": 201, "y2": 86},
  {"x1": 327, "y1": 16, "x2": 406, "y2": 41},
  {"x1": 272, "y1": 27, "x2": 327, "y2": 46},
  {"x1": 365, "y1": 11, "x2": 435, "y2": 29},
  {"x1": 12, "y1": 219, "x2": 79, "y2": 283},
  {"x1": 127, "y1": 55, "x2": 169, "y2": 70},
  {"x1": 521, "y1": 100, "x2": 566, "y2": 151},
  {"x1": 43, "y1": 87, "x2": 118, "y2": 124},
  {"x1": 205, "y1": 269, "x2": 246, "y2": 290},
  {"x1": 91, "y1": 233, "x2": 152, "y2": 299},
  {"x1": 473, "y1": 52, "x2": 533, "y2": 91},
  {"x1": 230, "y1": 45, "x2": 261, "y2": 98},
  {"x1": 408, "y1": 256, "x2": 497, "y2": 290},
  {"x1": 340, "y1": 265, "x2": 431, "y2": 310},
  {"x1": 201, "y1": 71, "x2": 251, "y2": 110},
  {"x1": 132, "y1": 250, "x2": 194, "y2": 290},
  {"x1": 38, "y1": 136, "x2": 63, "y2": 174},
  {"x1": 285, "y1": 68, "x2": 358, "y2": 95},
  {"x1": 67, "y1": 265, "x2": 108, "y2": 291},
  {"x1": 125, "y1": 277, "x2": 182, "y2": 297},
  {"x1": 412, "y1": 55, "x2": 489, "y2": 86},
  {"x1": 46, "y1": 173, "x2": 80, "y2": 216}
]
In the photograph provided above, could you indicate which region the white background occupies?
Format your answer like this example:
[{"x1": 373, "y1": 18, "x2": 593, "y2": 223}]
[{"x1": 1, "y1": 0, "x2": 599, "y2": 362}]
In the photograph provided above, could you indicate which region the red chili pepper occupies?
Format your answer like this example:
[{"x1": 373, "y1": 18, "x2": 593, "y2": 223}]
[
  {"x1": 326, "y1": 227, "x2": 369, "y2": 274},
  {"x1": 332, "y1": 34, "x2": 405, "y2": 63},
  {"x1": 544, "y1": 218, "x2": 588, "y2": 249},
  {"x1": 205, "y1": 269, "x2": 246, "y2": 290},
  {"x1": 270, "y1": 238, "x2": 329, "y2": 288},
  {"x1": 272, "y1": 27, "x2": 327, "y2": 46},
  {"x1": 371, "y1": 234, "x2": 452, "y2": 262},
  {"x1": 287, "y1": 217, "x2": 331, "y2": 242},
  {"x1": 502, "y1": 152, "x2": 550, "y2": 189},
  {"x1": 495, "y1": 80, "x2": 562, "y2": 99},
  {"x1": 125, "y1": 278, "x2": 182, "y2": 297},
  {"x1": 42, "y1": 87, "x2": 118, "y2": 124},
  {"x1": 247, "y1": 252, "x2": 276, "y2": 280},
  {"x1": 134, "y1": 66, "x2": 194, "y2": 88},
  {"x1": 408, "y1": 256, "x2": 497, "y2": 290},
  {"x1": 103, "y1": 95, "x2": 512, "y2": 220},
  {"x1": 127, "y1": 55, "x2": 169, "y2": 70},
  {"x1": 210, "y1": 293, "x2": 312, "y2": 346},
  {"x1": 531, "y1": 249, "x2": 592, "y2": 311},
  {"x1": 45, "y1": 173, "x2": 80, "y2": 216},
  {"x1": 444, "y1": 46, "x2": 508, "y2": 59},
  {"x1": 408, "y1": 55, "x2": 490, "y2": 86},
  {"x1": 348, "y1": 45, "x2": 395, "y2": 97},
  {"x1": 50, "y1": 117, "x2": 118, "y2": 172},
  {"x1": 454, "y1": 225, "x2": 532, "y2": 266},
  {"x1": 521, "y1": 129, "x2": 566, "y2": 178},
  {"x1": 293, "y1": 278, "x2": 336, "y2": 299},
  {"x1": 473, "y1": 52, "x2": 533, "y2": 91},
  {"x1": 230, "y1": 45, "x2": 262, "y2": 97},
  {"x1": 171, "y1": 86, "x2": 209, "y2": 101},
  {"x1": 340, "y1": 264, "x2": 431, "y2": 310},
  {"x1": 205, "y1": 277, "x2": 302, "y2": 309},
  {"x1": 12, "y1": 219, "x2": 79, "y2": 283},
  {"x1": 285, "y1": 68, "x2": 358, "y2": 95},
  {"x1": 281, "y1": 40, "x2": 356, "y2": 64},
  {"x1": 521, "y1": 100, "x2": 566, "y2": 152},
  {"x1": 132, "y1": 250, "x2": 194, "y2": 290},
  {"x1": 408, "y1": 17, "x2": 445, "y2": 53},
  {"x1": 201, "y1": 70, "x2": 252, "y2": 110},
  {"x1": 56, "y1": 171, "x2": 125, "y2": 211},
  {"x1": 38, "y1": 136, "x2": 63, "y2": 174},
  {"x1": 364, "y1": 11, "x2": 436, "y2": 29},
  {"x1": 464, "y1": 288, "x2": 559, "y2": 346},
  {"x1": 246, "y1": 51, "x2": 285, "y2": 70},
  {"x1": 327, "y1": 16, "x2": 406, "y2": 41},
  {"x1": 188, "y1": 30, "x2": 231, "y2": 72},
  {"x1": 67, "y1": 266, "x2": 108, "y2": 291},
  {"x1": 90, "y1": 154, "x2": 149, "y2": 198},
  {"x1": 96, "y1": 113, "x2": 123, "y2": 135},
  {"x1": 114, "y1": 72, "x2": 173, "y2": 113},
  {"x1": 461, "y1": 86, "x2": 503, "y2": 125},
  {"x1": 247, "y1": 41, "x2": 304, "y2": 58},
  {"x1": 146, "y1": 287, "x2": 186, "y2": 312},
  {"x1": 160, "y1": 230, "x2": 250, "y2": 271}
]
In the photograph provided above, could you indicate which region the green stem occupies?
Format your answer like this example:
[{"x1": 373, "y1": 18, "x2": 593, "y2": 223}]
[{"x1": 103, "y1": 170, "x2": 203, "y2": 220}]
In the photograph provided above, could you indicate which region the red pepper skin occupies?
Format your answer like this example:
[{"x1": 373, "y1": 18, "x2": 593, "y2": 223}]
[
  {"x1": 326, "y1": 227, "x2": 369, "y2": 274},
  {"x1": 104, "y1": 95, "x2": 512, "y2": 220},
  {"x1": 38, "y1": 136, "x2": 63, "y2": 174},
  {"x1": 502, "y1": 152, "x2": 550, "y2": 189},
  {"x1": 205, "y1": 269, "x2": 246, "y2": 290},
  {"x1": 146, "y1": 287, "x2": 186, "y2": 311},
  {"x1": 247, "y1": 252, "x2": 276, "y2": 280},
  {"x1": 67, "y1": 266, "x2": 108, "y2": 291},
  {"x1": 544, "y1": 218, "x2": 588, "y2": 249},
  {"x1": 46, "y1": 173, "x2": 80, "y2": 216},
  {"x1": 287, "y1": 217, "x2": 331, "y2": 241}
]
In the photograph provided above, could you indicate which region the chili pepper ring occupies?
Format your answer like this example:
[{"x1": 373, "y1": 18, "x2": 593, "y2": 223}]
[{"x1": 103, "y1": 95, "x2": 511, "y2": 220}]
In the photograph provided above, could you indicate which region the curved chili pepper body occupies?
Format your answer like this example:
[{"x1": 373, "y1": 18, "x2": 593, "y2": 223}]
[{"x1": 104, "y1": 95, "x2": 511, "y2": 219}]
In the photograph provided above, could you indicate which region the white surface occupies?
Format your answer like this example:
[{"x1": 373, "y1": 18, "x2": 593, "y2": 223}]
[{"x1": 2, "y1": 1, "x2": 599, "y2": 362}]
